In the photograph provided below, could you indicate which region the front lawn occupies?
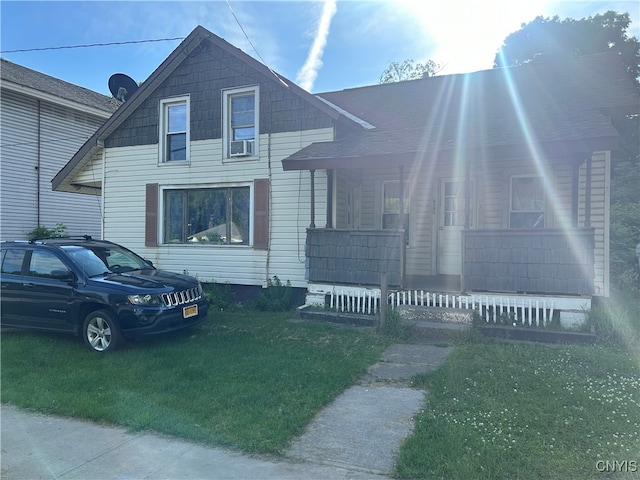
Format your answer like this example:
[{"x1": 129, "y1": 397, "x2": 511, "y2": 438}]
[
  {"x1": 1, "y1": 311, "x2": 390, "y2": 454},
  {"x1": 396, "y1": 340, "x2": 640, "y2": 479}
]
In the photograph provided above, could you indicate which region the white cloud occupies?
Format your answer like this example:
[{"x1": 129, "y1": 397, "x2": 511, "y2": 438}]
[{"x1": 296, "y1": 0, "x2": 338, "y2": 91}]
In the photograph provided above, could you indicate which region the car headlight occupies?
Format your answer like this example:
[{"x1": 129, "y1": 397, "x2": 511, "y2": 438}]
[{"x1": 128, "y1": 294, "x2": 162, "y2": 305}]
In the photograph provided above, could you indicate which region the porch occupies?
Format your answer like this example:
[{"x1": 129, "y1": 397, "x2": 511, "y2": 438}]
[{"x1": 306, "y1": 227, "x2": 596, "y2": 296}]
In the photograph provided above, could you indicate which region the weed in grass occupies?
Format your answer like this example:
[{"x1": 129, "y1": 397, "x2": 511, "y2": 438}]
[
  {"x1": 377, "y1": 307, "x2": 409, "y2": 339},
  {"x1": 397, "y1": 343, "x2": 640, "y2": 479}
]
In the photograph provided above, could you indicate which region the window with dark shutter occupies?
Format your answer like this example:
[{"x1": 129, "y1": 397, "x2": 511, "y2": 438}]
[
  {"x1": 253, "y1": 179, "x2": 269, "y2": 250},
  {"x1": 145, "y1": 183, "x2": 159, "y2": 247}
]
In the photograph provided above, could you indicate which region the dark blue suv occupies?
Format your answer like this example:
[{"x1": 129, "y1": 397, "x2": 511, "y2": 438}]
[{"x1": 0, "y1": 237, "x2": 208, "y2": 352}]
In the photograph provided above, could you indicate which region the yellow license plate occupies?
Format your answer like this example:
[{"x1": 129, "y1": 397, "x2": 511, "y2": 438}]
[{"x1": 183, "y1": 305, "x2": 198, "y2": 319}]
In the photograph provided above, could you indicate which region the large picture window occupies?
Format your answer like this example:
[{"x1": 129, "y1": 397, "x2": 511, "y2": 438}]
[
  {"x1": 160, "y1": 97, "x2": 189, "y2": 162},
  {"x1": 163, "y1": 187, "x2": 250, "y2": 244},
  {"x1": 510, "y1": 176, "x2": 545, "y2": 228}
]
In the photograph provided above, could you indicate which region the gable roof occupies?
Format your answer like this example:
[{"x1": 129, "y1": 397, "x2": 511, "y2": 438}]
[
  {"x1": 283, "y1": 51, "x2": 639, "y2": 171},
  {"x1": 53, "y1": 25, "x2": 359, "y2": 194},
  {"x1": 1, "y1": 58, "x2": 120, "y2": 116}
]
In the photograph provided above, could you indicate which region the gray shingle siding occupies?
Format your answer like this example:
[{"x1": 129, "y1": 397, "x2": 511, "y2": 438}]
[
  {"x1": 463, "y1": 228, "x2": 595, "y2": 295},
  {"x1": 306, "y1": 229, "x2": 403, "y2": 286},
  {"x1": 105, "y1": 43, "x2": 334, "y2": 148}
]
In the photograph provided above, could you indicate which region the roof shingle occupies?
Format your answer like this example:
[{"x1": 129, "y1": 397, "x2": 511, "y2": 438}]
[{"x1": 1, "y1": 58, "x2": 120, "y2": 113}]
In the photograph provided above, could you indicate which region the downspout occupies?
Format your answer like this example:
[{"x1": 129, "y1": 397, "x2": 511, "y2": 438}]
[
  {"x1": 399, "y1": 164, "x2": 405, "y2": 289},
  {"x1": 36, "y1": 100, "x2": 41, "y2": 227},
  {"x1": 265, "y1": 130, "x2": 273, "y2": 284},
  {"x1": 310, "y1": 170, "x2": 316, "y2": 228},
  {"x1": 584, "y1": 154, "x2": 592, "y2": 228},
  {"x1": 101, "y1": 144, "x2": 106, "y2": 239}
]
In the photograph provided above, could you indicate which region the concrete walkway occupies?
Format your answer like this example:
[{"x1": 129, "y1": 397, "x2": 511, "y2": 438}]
[{"x1": 1, "y1": 344, "x2": 453, "y2": 480}]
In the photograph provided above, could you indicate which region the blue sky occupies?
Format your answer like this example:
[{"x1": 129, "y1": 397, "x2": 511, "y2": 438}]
[{"x1": 2, "y1": 1, "x2": 638, "y2": 96}]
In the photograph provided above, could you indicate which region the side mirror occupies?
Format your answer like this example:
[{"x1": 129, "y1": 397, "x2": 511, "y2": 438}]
[{"x1": 51, "y1": 269, "x2": 75, "y2": 283}]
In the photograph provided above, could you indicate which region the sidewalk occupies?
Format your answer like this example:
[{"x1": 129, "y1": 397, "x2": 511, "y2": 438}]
[{"x1": 1, "y1": 344, "x2": 453, "y2": 479}]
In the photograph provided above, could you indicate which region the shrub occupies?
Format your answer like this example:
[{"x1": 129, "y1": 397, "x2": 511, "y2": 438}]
[
  {"x1": 585, "y1": 291, "x2": 640, "y2": 347},
  {"x1": 202, "y1": 282, "x2": 235, "y2": 311},
  {"x1": 252, "y1": 276, "x2": 293, "y2": 312},
  {"x1": 25, "y1": 223, "x2": 68, "y2": 240}
]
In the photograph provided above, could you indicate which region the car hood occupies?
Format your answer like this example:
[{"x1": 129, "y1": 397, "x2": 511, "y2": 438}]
[{"x1": 90, "y1": 269, "x2": 198, "y2": 292}]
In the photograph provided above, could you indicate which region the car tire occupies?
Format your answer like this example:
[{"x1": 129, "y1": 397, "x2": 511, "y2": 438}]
[{"x1": 82, "y1": 310, "x2": 121, "y2": 352}]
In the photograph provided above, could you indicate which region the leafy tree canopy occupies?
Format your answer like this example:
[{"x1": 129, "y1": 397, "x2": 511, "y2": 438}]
[
  {"x1": 494, "y1": 11, "x2": 639, "y2": 82},
  {"x1": 379, "y1": 59, "x2": 442, "y2": 83}
]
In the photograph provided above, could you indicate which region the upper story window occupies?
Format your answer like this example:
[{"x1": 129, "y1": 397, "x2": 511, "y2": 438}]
[
  {"x1": 223, "y1": 86, "x2": 259, "y2": 159},
  {"x1": 510, "y1": 175, "x2": 545, "y2": 228},
  {"x1": 160, "y1": 96, "x2": 189, "y2": 162}
]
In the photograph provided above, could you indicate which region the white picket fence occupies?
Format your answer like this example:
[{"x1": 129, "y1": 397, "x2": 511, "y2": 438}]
[{"x1": 329, "y1": 288, "x2": 556, "y2": 327}]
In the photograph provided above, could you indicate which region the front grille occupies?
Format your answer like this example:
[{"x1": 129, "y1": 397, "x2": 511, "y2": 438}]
[{"x1": 162, "y1": 286, "x2": 203, "y2": 307}]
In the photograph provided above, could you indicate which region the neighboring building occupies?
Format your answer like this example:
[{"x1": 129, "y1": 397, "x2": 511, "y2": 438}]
[
  {"x1": 53, "y1": 26, "x2": 639, "y2": 314},
  {"x1": 1, "y1": 59, "x2": 119, "y2": 240}
]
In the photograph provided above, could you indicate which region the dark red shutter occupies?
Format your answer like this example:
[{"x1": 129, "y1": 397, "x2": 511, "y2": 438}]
[
  {"x1": 253, "y1": 179, "x2": 269, "y2": 250},
  {"x1": 145, "y1": 183, "x2": 159, "y2": 247}
]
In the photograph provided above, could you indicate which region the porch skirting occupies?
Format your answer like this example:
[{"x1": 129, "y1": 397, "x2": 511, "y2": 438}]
[{"x1": 304, "y1": 283, "x2": 591, "y2": 329}]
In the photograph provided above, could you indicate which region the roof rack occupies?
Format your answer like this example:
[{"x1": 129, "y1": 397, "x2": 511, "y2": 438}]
[{"x1": 28, "y1": 235, "x2": 94, "y2": 244}]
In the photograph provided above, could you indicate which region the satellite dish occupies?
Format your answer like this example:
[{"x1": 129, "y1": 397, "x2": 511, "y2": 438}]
[{"x1": 108, "y1": 73, "x2": 139, "y2": 102}]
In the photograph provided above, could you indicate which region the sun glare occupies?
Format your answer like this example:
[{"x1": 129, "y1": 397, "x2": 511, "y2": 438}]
[{"x1": 394, "y1": 0, "x2": 553, "y2": 74}]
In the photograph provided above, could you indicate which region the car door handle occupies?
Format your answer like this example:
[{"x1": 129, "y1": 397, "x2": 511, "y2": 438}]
[{"x1": 22, "y1": 282, "x2": 36, "y2": 287}]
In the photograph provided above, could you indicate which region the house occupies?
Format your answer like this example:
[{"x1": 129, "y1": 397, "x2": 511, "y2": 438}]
[
  {"x1": 1, "y1": 59, "x2": 120, "y2": 240},
  {"x1": 53, "y1": 26, "x2": 639, "y2": 319}
]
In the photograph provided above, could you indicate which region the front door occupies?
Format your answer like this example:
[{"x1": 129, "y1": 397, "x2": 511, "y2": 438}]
[{"x1": 437, "y1": 180, "x2": 472, "y2": 275}]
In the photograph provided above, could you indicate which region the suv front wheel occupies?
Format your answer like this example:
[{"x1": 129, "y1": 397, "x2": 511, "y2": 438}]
[{"x1": 82, "y1": 310, "x2": 121, "y2": 352}]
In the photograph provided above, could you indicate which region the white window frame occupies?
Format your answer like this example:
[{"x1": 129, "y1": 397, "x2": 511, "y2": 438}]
[
  {"x1": 159, "y1": 96, "x2": 190, "y2": 163},
  {"x1": 381, "y1": 181, "x2": 410, "y2": 244},
  {"x1": 222, "y1": 85, "x2": 259, "y2": 161},
  {"x1": 509, "y1": 175, "x2": 546, "y2": 229},
  {"x1": 159, "y1": 182, "x2": 254, "y2": 246}
]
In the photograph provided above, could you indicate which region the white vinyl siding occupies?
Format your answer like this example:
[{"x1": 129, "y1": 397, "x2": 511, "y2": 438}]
[
  {"x1": 100, "y1": 128, "x2": 332, "y2": 288},
  {"x1": 0, "y1": 89, "x2": 106, "y2": 240}
]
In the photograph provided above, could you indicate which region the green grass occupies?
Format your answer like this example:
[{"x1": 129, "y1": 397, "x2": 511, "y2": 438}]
[
  {"x1": 395, "y1": 340, "x2": 640, "y2": 479},
  {"x1": 1, "y1": 311, "x2": 390, "y2": 455}
]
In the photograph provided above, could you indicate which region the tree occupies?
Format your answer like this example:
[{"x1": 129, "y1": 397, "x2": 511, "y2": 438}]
[
  {"x1": 495, "y1": 11, "x2": 639, "y2": 81},
  {"x1": 379, "y1": 59, "x2": 442, "y2": 83},
  {"x1": 495, "y1": 11, "x2": 640, "y2": 293}
]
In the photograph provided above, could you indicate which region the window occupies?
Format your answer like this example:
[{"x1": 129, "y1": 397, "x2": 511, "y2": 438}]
[
  {"x1": 382, "y1": 182, "x2": 410, "y2": 241},
  {"x1": 510, "y1": 176, "x2": 545, "y2": 228},
  {"x1": 29, "y1": 250, "x2": 69, "y2": 278},
  {"x1": 163, "y1": 187, "x2": 250, "y2": 245},
  {"x1": 160, "y1": 97, "x2": 189, "y2": 162},
  {"x1": 443, "y1": 181, "x2": 473, "y2": 227},
  {"x1": 1, "y1": 249, "x2": 26, "y2": 275},
  {"x1": 223, "y1": 86, "x2": 258, "y2": 159}
]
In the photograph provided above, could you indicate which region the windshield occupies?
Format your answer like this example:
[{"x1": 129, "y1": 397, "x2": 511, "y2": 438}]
[{"x1": 62, "y1": 245, "x2": 152, "y2": 277}]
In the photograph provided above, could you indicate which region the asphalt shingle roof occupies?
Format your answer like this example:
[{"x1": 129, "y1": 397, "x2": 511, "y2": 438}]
[
  {"x1": 284, "y1": 52, "x2": 639, "y2": 167},
  {"x1": 1, "y1": 58, "x2": 120, "y2": 114}
]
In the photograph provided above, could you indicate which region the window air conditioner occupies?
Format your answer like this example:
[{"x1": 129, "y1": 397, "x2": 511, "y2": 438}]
[{"x1": 230, "y1": 140, "x2": 254, "y2": 157}]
